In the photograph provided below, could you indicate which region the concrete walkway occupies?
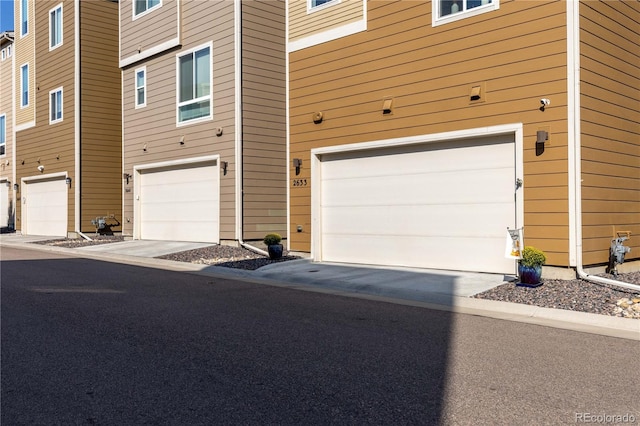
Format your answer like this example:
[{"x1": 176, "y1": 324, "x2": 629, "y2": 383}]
[{"x1": 1, "y1": 234, "x2": 638, "y2": 340}]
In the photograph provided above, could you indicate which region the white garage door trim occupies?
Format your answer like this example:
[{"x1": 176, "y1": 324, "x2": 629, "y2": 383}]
[
  {"x1": 311, "y1": 123, "x2": 524, "y2": 273},
  {"x1": 21, "y1": 172, "x2": 69, "y2": 237},
  {"x1": 133, "y1": 155, "x2": 220, "y2": 243},
  {"x1": 0, "y1": 177, "x2": 10, "y2": 228}
]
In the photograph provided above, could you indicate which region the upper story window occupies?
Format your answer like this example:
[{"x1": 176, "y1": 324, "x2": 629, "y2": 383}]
[
  {"x1": 1, "y1": 49, "x2": 5, "y2": 61},
  {"x1": 134, "y1": 0, "x2": 161, "y2": 18},
  {"x1": 433, "y1": 0, "x2": 499, "y2": 26},
  {"x1": 0, "y1": 114, "x2": 5, "y2": 156},
  {"x1": 49, "y1": 87, "x2": 63, "y2": 124},
  {"x1": 20, "y1": 0, "x2": 28, "y2": 37},
  {"x1": 177, "y1": 44, "x2": 212, "y2": 125},
  {"x1": 49, "y1": 4, "x2": 63, "y2": 50},
  {"x1": 20, "y1": 64, "x2": 29, "y2": 108},
  {"x1": 6, "y1": 45, "x2": 11, "y2": 58},
  {"x1": 308, "y1": 0, "x2": 340, "y2": 13},
  {"x1": 135, "y1": 67, "x2": 146, "y2": 108}
]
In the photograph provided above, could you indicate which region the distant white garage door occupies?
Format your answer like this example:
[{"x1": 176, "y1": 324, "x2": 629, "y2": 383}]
[
  {"x1": 23, "y1": 177, "x2": 68, "y2": 236},
  {"x1": 0, "y1": 180, "x2": 9, "y2": 228},
  {"x1": 138, "y1": 161, "x2": 219, "y2": 243},
  {"x1": 318, "y1": 135, "x2": 517, "y2": 274}
]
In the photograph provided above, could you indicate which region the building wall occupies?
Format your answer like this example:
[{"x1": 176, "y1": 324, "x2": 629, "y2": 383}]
[
  {"x1": 289, "y1": 0, "x2": 364, "y2": 43},
  {"x1": 579, "y1": 0, "x2": 640, "y2": 265},
  {"x1": 14, "y1": 0, "x2": 35, "y2": 128},
  {"x1": 289, "y1": 0, "x2": 572, "y2": 266},
  {"x1": 121, "y1": 0, "x2": 238, "y2": 239},
  {"x1": 241, "y1": 0, "x2": 287, "y2": 240},
  {"x1": 1, "y1": 35, "x2": 15, "y2": 228},
  {"x1": 80, "y1": 0, "x2": 122, "y2": 233},
  {"x1": 15, "y1": 0, "x2": 76, "y2": 232}
]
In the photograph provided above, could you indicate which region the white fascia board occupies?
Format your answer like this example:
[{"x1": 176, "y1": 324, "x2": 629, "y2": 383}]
[{"x1": 288, "y1": 19, "x2": 366, "y2": 52}]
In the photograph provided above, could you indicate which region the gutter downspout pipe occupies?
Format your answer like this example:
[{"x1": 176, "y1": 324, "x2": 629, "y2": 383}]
[
  {"x1": 234, "y1": 0, "x2": 268, "y2": 257},
  {"x1": 568, "y1": 0, "x2": 639, "y2": 293}
]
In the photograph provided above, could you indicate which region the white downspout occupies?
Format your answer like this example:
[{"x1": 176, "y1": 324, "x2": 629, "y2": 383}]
[
  {"x1": 568, "y1": 0, "x2": 638, "y2": 292},
  {"x1": 234, "y1": 0, "x2": 267, "y2": 256}
]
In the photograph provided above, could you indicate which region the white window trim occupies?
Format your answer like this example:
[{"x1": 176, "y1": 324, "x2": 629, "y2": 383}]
[
  {"x1": 49, "y1": 4, "x2": 64, "y2": 51},
  {"x1": 0, "y1": 113, "x2": 6, "y2": 156},
  {"x1": 432, "y1": 0, "x2": 499, "y2": 27},
  {"x1": 7, "y1": 45, "x2": 11, "y2": 57},
  {"x1": 20, "y1": 63, "x2": 29, "y2": 108},
  {"x1": 175, "y1": 42, "x2": 213, "y2": 127},
  {"x1": 1, "y1": 49, "x2": 5, "y2": 61},
  {"x1": 307, "y1": 0, "x2": 341, "y2": 14},
  {"x1": 20, "y1": 0, "x2": 28, "y2": 37},
  {"x1": 132, "y1": 0, "x2": 162, "y2": 20},
  {"x1": 135, "y1": 66, "x2": 147, "y2": 108},
  {"x1": 49, "y1": 87, "x2": 64, "y2": 124}
]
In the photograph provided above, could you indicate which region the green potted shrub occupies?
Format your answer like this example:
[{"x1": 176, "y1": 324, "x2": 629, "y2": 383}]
[
  {"x1": 263, "y1": 233, "x2": 283, "y2": 260},
  {"x1": 517, "y1": 246, "x2": 546, "y2": 287}
]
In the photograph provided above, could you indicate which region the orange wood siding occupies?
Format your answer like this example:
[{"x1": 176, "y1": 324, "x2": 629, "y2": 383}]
[
  {"x1": 80, "y1": 0, "x2": 122, "y2": 233},
  {"x1": 13, "y1": 0, "x2": 35, "y2": 127},
  {"x1": 1, "y1": 37, "x2": 14, "y2": 181},
  {"x1": 241, "y1": 0, "x2": 287, "y2": 240},
  {"x1": 121, "y1": 0, "x2": 237, "y2": 239},
  {"x1": 579, "y1": 0, "x2": 640, "y2": 266},
  {"x1": 15, "y1": 0, "x2": 75, "y2": 232},
  {"x1": 120, "y1": 0, "x2": 179, "y2": 63},
  {"x1": 289, "y1": 0, "x2": 364, "y2": 42},
  {"x1": 289, "y1": 0, "x2": 572, "y2": 266}
]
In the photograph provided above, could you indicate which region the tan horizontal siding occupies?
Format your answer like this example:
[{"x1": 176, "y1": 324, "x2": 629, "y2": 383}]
[
  {"x1": 289, "y1": 0, "x2": 364, "y2": 42},
  {"x1": 289, "y1": 0, "x2": 571, "y2": 265},
  {"x1": 120, "y1": 0, "x2": 179, "y2": 62},
  {"x1": 13, "y1": 0, "x2": 36, "y2": 127}
]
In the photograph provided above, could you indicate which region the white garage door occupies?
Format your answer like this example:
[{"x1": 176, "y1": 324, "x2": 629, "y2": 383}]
[
  {"x1": 24, "y1": 177, "x2": 68, "y2": 236},
  {"x1": 138, "y1": 161, "x2": 219, "y2": 243},
  {"x1": 319, "y1": 135, "x2": 517, "y2": 274},
  {"x1": 0, "y1": 180, "x2": 9, "y2": 228}
]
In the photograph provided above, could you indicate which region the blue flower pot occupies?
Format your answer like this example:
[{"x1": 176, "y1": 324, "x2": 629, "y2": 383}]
[
  {"x1": 517, "y1": 264, "x2": 542, "y2": 287},
  {"x1": 267, "y1": 244, "x2": 283, "y2": 260}
]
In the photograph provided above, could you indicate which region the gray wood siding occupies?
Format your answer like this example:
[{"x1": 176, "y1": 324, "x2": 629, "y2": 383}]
[
  {"x1": 122, "y1": 0, "x2": 237, "y2": 239},
  {"x1": 15, "y1": 0, "x2": 76, "y2": 232},
  {"x1": 241, "y1": 0, "x2": 287, "y2": 240},
  {"x1": 579, "y1": 0, "x2": 640, "y2": 265},
  {"x1": 289, "y1": 0, "x2": 573, "y2": 266},
  {"x1": 120, "y1": 0, "x2": 179, "y2": 63},
  {"x1": 80, "y1": 0, "x2": 122, "y2": 233}
]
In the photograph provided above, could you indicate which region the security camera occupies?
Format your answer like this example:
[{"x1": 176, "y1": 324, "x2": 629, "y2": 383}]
[
  {"x1": 540, "y1": 98, "x2": 551, "y2": 106},
  {"x1": 37, "y1": 165, "x2": 44, "y2": 172}
]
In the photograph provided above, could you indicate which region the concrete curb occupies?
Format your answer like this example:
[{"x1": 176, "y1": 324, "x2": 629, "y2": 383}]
[{"x1": 2, "y1": 240, "x2": 638, "y2": 341}]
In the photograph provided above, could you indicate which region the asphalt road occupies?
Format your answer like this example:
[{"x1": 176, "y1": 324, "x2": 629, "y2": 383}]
[{"x1": 1, "y1": 247, "x2": 638, "y2": 425}]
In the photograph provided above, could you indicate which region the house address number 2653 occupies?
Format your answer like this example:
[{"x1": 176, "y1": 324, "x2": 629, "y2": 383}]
[{"x1": 292, "y1": 179, "x2": 307, "y2": 187}]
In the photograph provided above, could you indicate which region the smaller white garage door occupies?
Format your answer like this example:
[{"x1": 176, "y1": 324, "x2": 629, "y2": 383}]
[
  {"x1": 0, "y1": 180, "x2": 9, "y2": 228},
  {"x1": 138, "y1": 161, "x2": 219, "y2": 243},
  {"x1": 23, "y1": 177, "x2": 68, "y2": 237},
  {"x1": 318, "y1": 135, "x2": 517, "y2": 274}
]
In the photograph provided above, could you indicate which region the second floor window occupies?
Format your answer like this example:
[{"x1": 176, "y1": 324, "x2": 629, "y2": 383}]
[
  {"x1": 20, "y1": 64, "x2": 29, "y2": 108},
  {"x1": 21, "y1": 0, "x2": 28, "y2": 36},
  {"x1": 135, "y1": 0, "x2": 161, "y2": 16},
  {"x1": 50, "y1": 88, "x2": 63, "y2": 124},
  {"x1": 50, "y1": 4, "x2": 63, "y2": 50},
  {"x1": 135, "y1": 67, "x2": 146, "y2": 108},
  {"x1": 0, "y1": 114, "x2": 5, "y2": 156},
  {"x1": 177, "y1": 45, "x2": 211, "y2": 124}
]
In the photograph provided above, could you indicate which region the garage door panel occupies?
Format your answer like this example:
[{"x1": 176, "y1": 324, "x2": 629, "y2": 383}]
[
  {"x1": 139, "y1": 162, "x2": 219, "y2": 243},
  {"x1": 319, "y1": 136, "x2": 516, "y2": 274},
  {"x1": 24, "y1": 178, "x2": 67, "y2": 237},
  {"x1": 1, "y1": 183, "x2": 9, "y2": 227}
]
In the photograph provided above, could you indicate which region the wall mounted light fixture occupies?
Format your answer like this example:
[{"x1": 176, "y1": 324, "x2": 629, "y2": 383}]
[
  {"x1": 65, "y1": 177, "x2": 72, "y2": 187},
  {"x1": 14, "y1": 183, "x2": 19, "y2": 192},
  {"x1": 5, "y1": 180, "x2": 10, "y2": 187},
  {"x1": 221, "y1": 161, "x2": 228, "y2": 176},
  {"x1": 293, "y1": 158, "x2": 302, "y2": 175},
  {"x1": 123, "y1": 173, "x2": 131, "y2": 185}
]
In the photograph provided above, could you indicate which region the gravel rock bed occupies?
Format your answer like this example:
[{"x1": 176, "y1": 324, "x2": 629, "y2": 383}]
[
  {"x1": 474, "y1": 271, "x2": 640, "y2": 319},
  {"x1": 33, "y1": 236, "x2": 125, "y2": 248},
  {"x1": 157, "y1": 244, "x2": 302, "y2": 270}
]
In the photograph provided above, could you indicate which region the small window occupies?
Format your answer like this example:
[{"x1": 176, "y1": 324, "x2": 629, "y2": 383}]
[
  {"x1": 6, "y1": 45, "x2": 11, "y2": 58},
  {"x1": 49, "y1": 4, "x2": 63, "y2": 50},
  {"x1": 308, "y1": 0, "x2": 340, "y2": 12},
  {"x1": 20, "y1": 64, "x2": 29, "y2": 108},
  {"x1": 0, "y1": 114, "x2": 5, "y2": 156},
  {"x1": 50, "y1": 87, "x2": 63, "y2": 124},
  {"x1": 134, "y1": 0, "x2": 161, "y2": 17},
  {"x1": 20, "y1": 0, "x2": 28, "y2": 36},
  {"x1": 177, "y1": 44, "x2": 211, "y2": 124},
  {"x1": 1, "y1": 49, "x2": 5, "y2": 61},
  {"x1": 135, "y1": 67, "x2": 146, "y2": 108},
  {"x1": 433, "y1": 0, "x2": 499, "y2": 26}
]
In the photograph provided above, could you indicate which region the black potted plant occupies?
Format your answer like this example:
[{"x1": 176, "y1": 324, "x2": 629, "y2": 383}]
[
  {"x1": 263, "y1": 233, "x2": 283, "y2": 260},
  {"x1": 517, "y1": 246, "x2": 546, "y2": 287}
]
